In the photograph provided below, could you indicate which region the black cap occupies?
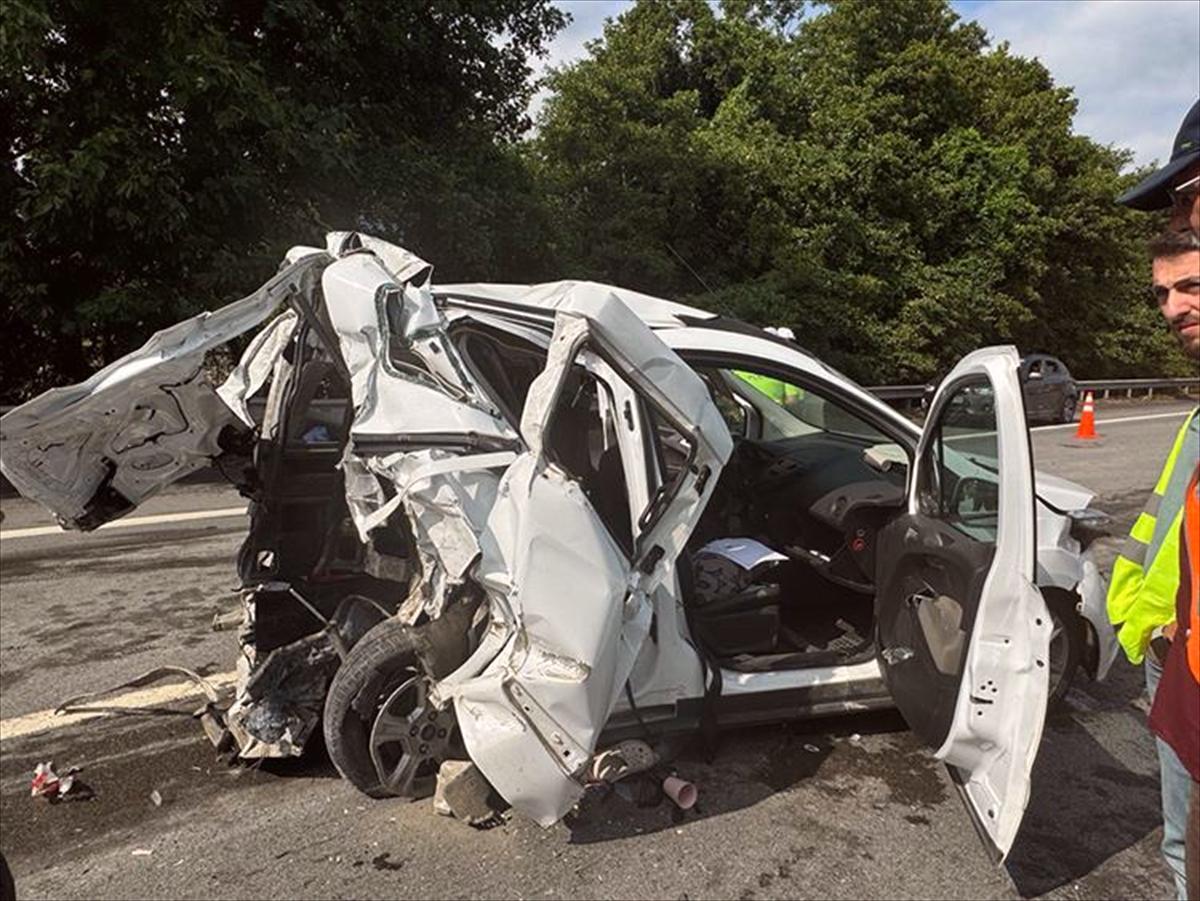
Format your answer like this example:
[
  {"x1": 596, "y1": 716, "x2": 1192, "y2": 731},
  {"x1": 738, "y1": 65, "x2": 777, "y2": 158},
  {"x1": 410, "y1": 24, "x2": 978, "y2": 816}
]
[{"x1": 1117, "y1": 99, "x2": 1200, "y2": 210}]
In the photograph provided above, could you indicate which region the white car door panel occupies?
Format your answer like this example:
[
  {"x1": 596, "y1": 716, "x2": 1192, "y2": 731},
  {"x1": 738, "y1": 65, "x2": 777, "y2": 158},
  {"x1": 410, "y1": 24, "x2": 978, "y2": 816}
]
[
  {"x1": 438, "y1": 285, "x2": 731, "y2": 826},
  {"x1": 874, "y1": 345, "x2": 1050, "y2": 861}
]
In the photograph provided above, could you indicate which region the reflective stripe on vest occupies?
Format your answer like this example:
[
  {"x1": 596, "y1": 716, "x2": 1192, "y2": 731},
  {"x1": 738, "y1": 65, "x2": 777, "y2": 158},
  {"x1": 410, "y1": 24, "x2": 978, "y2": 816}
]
[{"x1": 1107, "y1": 409, "x2": 1200, "y2": 663}]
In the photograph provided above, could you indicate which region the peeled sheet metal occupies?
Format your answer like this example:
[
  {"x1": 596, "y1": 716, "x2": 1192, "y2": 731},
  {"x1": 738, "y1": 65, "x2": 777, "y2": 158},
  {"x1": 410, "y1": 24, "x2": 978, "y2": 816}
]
[
  {"x1": 326, "y1": 231, "x2": 433, "y2": 286},
  {"x1": 320, "y1": 246, "x2": 520, "y2": 621},
  {"x1": 342, "y1": 448, "x2": 515, "y2": 621},
  {"x1": 217, "y1": 310, "x2": 299, "y2": 427},
  {"x1": 320, "y1": 253, "x2": 517, "y2": 448},
  {"x1": 0, "y1": 254, "x2": 329, "y2": 529},
  {"x1": 438, "y1": 285, "x2": 732, "y2": 826}
]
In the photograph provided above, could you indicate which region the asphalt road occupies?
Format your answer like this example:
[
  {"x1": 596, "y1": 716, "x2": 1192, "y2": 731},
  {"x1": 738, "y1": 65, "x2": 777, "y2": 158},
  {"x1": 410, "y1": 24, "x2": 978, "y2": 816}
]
[{"x1": 0, "y1": 397, "x2": 1195, "y2": 900}]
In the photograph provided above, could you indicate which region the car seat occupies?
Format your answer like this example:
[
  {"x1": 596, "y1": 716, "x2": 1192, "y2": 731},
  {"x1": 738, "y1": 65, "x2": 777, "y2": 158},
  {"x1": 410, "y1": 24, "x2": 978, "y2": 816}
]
[{"x1": 689, "y1": 551, "x2": 782, "y2": 656}]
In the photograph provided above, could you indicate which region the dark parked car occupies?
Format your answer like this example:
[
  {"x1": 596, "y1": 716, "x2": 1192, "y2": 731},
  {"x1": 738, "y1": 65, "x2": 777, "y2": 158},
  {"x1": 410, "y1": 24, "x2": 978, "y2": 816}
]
[
  {"x1": 1020, "y1": 353, "x2": 1078, "y2": 423},
  {"x1": 926, "y1": 353, "x2": 1078, "y2": 425}
]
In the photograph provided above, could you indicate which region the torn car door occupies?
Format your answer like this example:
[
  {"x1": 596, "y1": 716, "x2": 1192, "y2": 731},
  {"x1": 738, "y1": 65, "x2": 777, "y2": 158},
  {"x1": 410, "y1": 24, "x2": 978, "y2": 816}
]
[
  {"x1": 437, "y1": 285, "x2": 733, "y2": 826},
  {"x1": 0, "y1": 255, "x2": 328, "y2": 529},
  {"x1": 873, "y1": 345, "x2": 1049, "y2": 861}
]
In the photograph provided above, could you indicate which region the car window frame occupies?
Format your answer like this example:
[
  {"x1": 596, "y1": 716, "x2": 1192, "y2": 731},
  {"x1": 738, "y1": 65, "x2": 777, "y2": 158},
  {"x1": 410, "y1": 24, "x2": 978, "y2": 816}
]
[{"x1": 676, "y1": 351, "x2": 917, "y2": 456}]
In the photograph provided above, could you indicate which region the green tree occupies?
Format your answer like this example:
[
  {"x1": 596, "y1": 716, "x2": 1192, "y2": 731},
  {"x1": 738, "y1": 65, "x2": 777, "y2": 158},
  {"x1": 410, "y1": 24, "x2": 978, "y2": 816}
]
[
  {"x1": 532, "y1": 0, "x2": 1180, "y2": 383},
  {"x1": 1, "y1": 0, "x2": 565, "y2": 401}
]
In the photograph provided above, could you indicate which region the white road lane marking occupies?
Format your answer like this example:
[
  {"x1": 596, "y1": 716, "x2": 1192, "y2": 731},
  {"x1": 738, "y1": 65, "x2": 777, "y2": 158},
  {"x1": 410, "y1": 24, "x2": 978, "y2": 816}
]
[
  {"x1": 1031, "y1": 409, "x2": 1194, "y2": 432},
  {"x1": 0, "y1": 506, "x2": 248, "y2": 540},
  {"x1": 0, "y1": 671, "x2": 238, "y2": 742}
]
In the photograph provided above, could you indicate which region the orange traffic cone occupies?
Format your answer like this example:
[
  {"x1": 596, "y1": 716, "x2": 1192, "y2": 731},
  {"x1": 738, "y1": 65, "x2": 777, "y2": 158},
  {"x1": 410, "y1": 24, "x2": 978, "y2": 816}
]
[{"x1": 1074, "y1": 391, "x2": 1098, "y2": 440}]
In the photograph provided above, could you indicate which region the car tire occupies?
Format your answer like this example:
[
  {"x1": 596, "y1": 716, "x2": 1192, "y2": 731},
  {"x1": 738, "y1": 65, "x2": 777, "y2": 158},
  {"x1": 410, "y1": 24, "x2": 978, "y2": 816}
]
[
  {"x1": 1058, "y1": 393, "x2": 1078, "y2": 424},
  {"x1": 323, "y1": 617, "x2": 458, "y2": 799},
  {"x1": 1044, "y1": 592, "x2": 1084, "y2": 708}
]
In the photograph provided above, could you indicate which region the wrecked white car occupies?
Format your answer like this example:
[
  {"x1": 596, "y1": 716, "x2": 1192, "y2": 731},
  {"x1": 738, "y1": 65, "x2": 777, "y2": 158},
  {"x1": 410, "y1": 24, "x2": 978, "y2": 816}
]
[{"x1": 0, "y1": 233, "x2": 1117, "y2": 860}]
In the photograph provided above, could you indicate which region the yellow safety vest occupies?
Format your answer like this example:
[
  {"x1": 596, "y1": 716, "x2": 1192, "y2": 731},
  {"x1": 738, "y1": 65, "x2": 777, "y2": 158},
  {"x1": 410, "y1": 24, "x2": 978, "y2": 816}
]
[
  {"x1": 734, "y1": 371, "x2": 804, "y2": 406},
  {"x1": 1107, "y1": 409, "x2": 1200, "y2": 663}
]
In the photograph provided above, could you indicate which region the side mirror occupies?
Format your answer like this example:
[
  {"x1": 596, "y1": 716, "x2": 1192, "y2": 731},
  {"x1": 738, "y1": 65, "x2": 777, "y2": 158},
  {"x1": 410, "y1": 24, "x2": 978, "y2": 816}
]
[{"x1": 951, "y1": 476, "x2": 999, "y2": 518}]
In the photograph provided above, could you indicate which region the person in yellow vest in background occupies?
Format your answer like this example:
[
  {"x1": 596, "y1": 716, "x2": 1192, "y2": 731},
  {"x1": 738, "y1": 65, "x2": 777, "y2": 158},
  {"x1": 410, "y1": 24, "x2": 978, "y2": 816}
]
[
  {"x1": 736, "y1": 326, "x2": 806, "y2": 411},
  {"x1": 1110, "y1": 100, "x2": 1200, "y2": 897}
]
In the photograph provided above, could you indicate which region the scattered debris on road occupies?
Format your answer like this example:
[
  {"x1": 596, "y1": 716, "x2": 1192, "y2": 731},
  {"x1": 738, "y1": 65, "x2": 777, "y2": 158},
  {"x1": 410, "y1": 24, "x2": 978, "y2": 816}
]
[
  {"x1": 433, "y1": 760, "x2": 504, "y2": 827},
  {"x1": 30, "y1": 762, "x2": 90, "y2": 803},
  {"x1": 54, "y1": 666, "x2": 224, "y2": 720},
  {"x1": 662, "y1": 775, "x2": 698, "y2": 810},
  {"x1": 588, "y1": 739, "x2": 659, "y2": 784}
]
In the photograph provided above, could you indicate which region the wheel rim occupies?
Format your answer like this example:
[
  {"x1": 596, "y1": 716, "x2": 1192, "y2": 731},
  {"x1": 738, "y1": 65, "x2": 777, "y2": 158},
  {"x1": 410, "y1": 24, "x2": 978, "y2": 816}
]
[
  {"x1": 1063, "y1": 396, "x2": 1076, "y2": 421},
  {"x1": 1047, "y1": 614, "x2": 1070, "y2": 694},
  {"x1": 368, "y1": 671, "x2": 459, "y2": 798}
]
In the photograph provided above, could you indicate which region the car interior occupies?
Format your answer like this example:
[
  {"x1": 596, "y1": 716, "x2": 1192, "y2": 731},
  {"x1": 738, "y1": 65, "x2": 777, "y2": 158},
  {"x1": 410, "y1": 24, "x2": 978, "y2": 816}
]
[
  {"x1": 236, "y1": 319, "x2": 410, "y2": 654},
  {"x1": 662, "y1": 367, "x2": 909, "y2": 671},
  {"x1": 450, "y1": 320, "x2": 914, "y2": 673}
]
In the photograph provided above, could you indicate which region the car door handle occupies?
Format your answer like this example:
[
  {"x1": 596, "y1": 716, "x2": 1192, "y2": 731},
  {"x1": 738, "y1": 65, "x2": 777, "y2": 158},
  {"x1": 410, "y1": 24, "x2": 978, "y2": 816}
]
[{"x1": 905, "y1": 590, "x2": 935, "y2": 608}]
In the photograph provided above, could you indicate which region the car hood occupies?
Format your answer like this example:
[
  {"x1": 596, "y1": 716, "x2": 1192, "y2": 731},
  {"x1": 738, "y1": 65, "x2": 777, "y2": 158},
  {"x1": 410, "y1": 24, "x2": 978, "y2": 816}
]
[{"x1": 1033, "y1": 470, "x2": 1095, "y2": 512}]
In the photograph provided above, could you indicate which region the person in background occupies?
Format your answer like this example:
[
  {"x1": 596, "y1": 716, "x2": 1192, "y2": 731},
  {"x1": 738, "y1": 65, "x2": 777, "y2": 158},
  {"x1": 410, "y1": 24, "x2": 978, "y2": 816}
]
[
  {"x1": 735, "y1": 327, "x2": 806, "y2": 411},
  {"x1": 1144, "y1": 229, "x2": 1200, "y2": 901},
  {"x1": 1109, "y1": 99, "x2": 1200, "y2": 900}
]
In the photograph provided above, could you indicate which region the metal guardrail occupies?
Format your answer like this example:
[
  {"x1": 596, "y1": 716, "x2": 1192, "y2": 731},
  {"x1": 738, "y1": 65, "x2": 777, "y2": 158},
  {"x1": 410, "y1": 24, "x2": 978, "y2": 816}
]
[
  {"x1": 1077, "y1": 378, "x2": 1200, "y2": 398},
  {"x1": 866, "y1": 377, "x2": 1199, "y2": 403},
  {"x1": 1, "y1": 378, "x2": 1196, "y2": 417}
]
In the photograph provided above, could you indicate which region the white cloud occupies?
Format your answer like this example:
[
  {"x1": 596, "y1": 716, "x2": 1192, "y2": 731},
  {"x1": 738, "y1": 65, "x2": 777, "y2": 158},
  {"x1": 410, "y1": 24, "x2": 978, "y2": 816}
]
[
  {"x1": 530, "y1": 0, "x2": 1200, "y2": 169},
  {"x1": 543, "y1": 0, "x2": 631, "y2": 71},
  {"x1": 527, "y1": 1, "x2": 632, "y2": 122},
  {"x1": 960, "y1": 0, "x2": 1200, "y2": 169}
]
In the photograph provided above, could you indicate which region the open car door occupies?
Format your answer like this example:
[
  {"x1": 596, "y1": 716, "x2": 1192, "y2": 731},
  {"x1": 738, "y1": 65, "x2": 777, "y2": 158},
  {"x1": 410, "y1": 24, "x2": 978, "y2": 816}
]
[
  {"x1": 437, "y1": 285, "x2": 732, "y2": 826},
  {"x1": 874, "y1": 346, "x2": 1050, "y2": 861}
]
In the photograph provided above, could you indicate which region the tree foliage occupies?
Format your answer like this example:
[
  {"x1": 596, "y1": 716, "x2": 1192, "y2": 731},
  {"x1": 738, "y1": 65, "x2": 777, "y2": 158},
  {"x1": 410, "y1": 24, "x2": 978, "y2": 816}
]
[
  {"x1": 531, "y1": 0, "x2": 1182, "y2": 383},
  {"x1": 1, "y1": 0, "x2": 1186, "y2": 402},
  {"x1": 1, "y1": 0, "x2": 566, "y2": 400}
]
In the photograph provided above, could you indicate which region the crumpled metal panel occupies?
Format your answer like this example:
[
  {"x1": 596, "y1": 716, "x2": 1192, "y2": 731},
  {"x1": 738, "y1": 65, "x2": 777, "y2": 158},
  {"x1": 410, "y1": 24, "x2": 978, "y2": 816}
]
[
  {"x1": 326, "y1": 231, "x2": 432, "y2": 286},
  {"x1": 437, "y1": 286, "x2": 732, "y2": 827},
  {"x1": 315, "y1": 245, "x2": 523, "y2": 623},
  {"x1": 445, "y1": 452, "x2": 645, "y2": 826},
  {"x1": 217, "y1": 310, "x2": 299, "y2": 428},
  {"x1": 342, "y1": 448, "x2": 514, "y2": 622},
  {"x1": 320, "y1": 253, "x2": 516, "y2": 447},
  {"x1": 0, "y1": 253, "x2": 330, "y2": 529}
]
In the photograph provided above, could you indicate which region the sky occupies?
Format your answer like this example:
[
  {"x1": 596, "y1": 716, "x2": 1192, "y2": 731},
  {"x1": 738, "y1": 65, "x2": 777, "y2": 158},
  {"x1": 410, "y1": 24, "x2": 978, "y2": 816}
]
[{"x1": 533, "y1": 0, "x2": 1200, "y2": 170}]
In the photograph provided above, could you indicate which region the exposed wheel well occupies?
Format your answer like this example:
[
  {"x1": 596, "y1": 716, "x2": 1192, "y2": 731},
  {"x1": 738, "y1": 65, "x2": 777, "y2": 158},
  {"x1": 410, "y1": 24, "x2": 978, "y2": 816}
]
[{"x1": 1040, "y1": 585, "x2": 1098, "y2": 680}]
